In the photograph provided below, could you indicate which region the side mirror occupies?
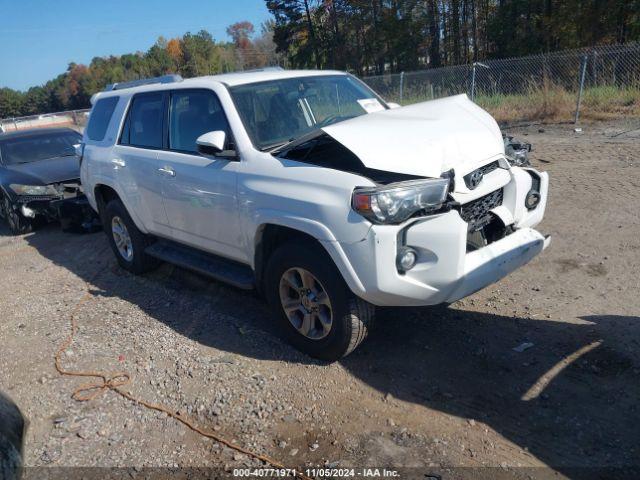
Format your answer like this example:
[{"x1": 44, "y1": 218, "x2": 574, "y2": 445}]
[
  {"x1": 196, "y1": 131, "x2": 238, "y2": 160},
  {"x1": 387, "y1": 102, "x2": 401, "y2": 109},
  {"x1": 196, "y1": 131, "x2": 226, "y2": 154}
]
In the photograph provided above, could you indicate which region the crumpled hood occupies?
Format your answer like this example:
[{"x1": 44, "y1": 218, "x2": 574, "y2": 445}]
[{"x1": 322, "y1": 94, "x2": 504, "y2": 178}]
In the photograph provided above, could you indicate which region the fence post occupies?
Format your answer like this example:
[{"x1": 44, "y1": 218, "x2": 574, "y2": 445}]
[
  {"x1": 471, "y1": 64, "x2": 477, "y2": 101},
  {"x1": 574, "y1": 54, "x2": 588, "y2": 124},
  {"x1": 399, "y1": 71, "x2": 405, "y2": 104},
  {"x1": 471, "y1": 62, "x2": 489, "y2": 101}
]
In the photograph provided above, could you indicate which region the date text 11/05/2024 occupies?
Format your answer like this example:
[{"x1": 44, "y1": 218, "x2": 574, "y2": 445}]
[{"x1": 232, "y1": 468, "x2": 401, "y2": 477}]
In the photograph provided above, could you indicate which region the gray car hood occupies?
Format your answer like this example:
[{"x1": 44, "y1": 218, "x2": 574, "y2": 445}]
[{"x1": 322, "y1": 94, "x2": 505, "y2": 178}]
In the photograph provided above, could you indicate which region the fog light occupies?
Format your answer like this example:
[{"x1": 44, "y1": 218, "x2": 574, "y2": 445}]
[
  {"x1": 525, "y1": 190, "x2": 541, "y2": 210},
  {"x1": 396, "y1": 247, "x2": 418, "y2": 272},
  {"x1": 20, "y1": 205, "x2": 36, "y2": 218}
]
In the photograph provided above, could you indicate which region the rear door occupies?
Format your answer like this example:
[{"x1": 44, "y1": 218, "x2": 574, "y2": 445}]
[
  {"x1": 114, "y1": 92, "x2": 172, "y2": 236},
  {"x1": 155, "y1": 88, "x2": 243, "y2": 261}
]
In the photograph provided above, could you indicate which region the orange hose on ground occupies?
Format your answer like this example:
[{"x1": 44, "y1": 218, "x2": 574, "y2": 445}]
[{"x1": 55, "y1": 274, "x2": 313, "y2": 480}]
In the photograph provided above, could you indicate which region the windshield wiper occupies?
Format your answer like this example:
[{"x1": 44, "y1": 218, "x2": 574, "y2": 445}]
[
  {"x1": 259, "y1": 138, "x2": 296, "y2": 152},
  {"x1": 259, "y1": 112, "x2": 360, "y2": 153}
]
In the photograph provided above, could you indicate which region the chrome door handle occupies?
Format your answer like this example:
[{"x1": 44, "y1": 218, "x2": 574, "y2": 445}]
[
  {"x1": 158, "y1": 166, "x2": 175, "y2": 177},
  {"x1": 111, "y1": 158, "x2": 126, "y2": 168}
]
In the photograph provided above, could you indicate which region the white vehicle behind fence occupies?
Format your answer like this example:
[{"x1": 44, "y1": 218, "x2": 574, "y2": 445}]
[{"x1": 80, "y1": 69, "x2": 550, "y2": 360}]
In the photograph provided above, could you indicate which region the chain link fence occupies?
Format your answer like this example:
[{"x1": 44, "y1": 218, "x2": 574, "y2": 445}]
[
  {"x1": 0, "y1": 109, "x2": 90, "y2": 133},
  {"x1": 362, "y1": 43, "x2": 640, "y2": 124},
  {"x1": 2, "y1": 44, "x2": 637, "y2": 130}
]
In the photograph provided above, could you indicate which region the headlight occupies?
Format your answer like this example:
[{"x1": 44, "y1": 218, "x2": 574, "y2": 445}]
[
  {"x1": 352, "y1": 178, "x2": 450, "y2": 224},
  {"x1": 9, "y1": 184, "x2": 60, "y2": 196}
]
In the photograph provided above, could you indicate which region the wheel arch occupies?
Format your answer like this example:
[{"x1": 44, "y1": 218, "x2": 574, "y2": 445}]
[
  {"x1": 254, "y1": 223, "x2": 324, "y2": 295},
  {"x1": 253, "y1": 221, "x2": 365, "y2": 297},
  {"x1": 93, "y1": 183, "x2": 148, "y2": 233}
]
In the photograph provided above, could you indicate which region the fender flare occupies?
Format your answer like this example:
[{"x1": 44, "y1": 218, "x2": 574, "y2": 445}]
[
  {"x1": 251, "y1": 209, "x2": 340, "y2": 245},
  {"x1": 250, "y1": 209, "x2": 367, "y2": 295}
]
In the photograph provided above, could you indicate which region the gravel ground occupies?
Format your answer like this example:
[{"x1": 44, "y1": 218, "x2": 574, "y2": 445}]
[{"x1": 1, "y1": 119, "x2": 639, "y2": 479}]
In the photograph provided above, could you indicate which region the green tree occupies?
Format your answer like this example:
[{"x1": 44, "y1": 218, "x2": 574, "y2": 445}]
[{"x1": 0, "y1": 88, "x2": 24, "y2": 117}]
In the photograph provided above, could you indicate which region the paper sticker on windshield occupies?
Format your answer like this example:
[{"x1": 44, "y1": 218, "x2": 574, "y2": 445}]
[{"x1": 357, "y1": 98, "x2": 385, "y2": 113}]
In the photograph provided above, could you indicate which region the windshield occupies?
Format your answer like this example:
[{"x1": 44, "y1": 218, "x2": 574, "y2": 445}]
[
  {"x1": 0, "y1": 131, "x2": 81, "y2": 165},
  {"x1": 229, "y1": 75, "x2": 386, "y2": 151}
]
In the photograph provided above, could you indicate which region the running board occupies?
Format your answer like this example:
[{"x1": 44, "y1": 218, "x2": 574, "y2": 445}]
[{"x1": 145, "y1": 240, "x2": 255, "y2": 290}]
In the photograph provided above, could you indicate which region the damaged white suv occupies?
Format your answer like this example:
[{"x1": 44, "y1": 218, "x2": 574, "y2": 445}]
[{"x1": 81, "y1": 69, "x2": 549, "y2": 361}]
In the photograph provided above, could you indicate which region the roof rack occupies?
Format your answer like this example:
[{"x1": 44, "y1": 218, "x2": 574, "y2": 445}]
[
  {"x1": 238, "y1": 66, "x2": 285, "y2": 73},
  {"x1": 105, "y1": 74, "x2": 183, "y2": 92}
]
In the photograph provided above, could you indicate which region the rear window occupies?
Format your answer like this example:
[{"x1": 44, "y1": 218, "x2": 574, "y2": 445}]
[
  {"x1": 86, "y1": 97, "x2": 119, "y2": 141},
  {"x1": 120, "y1": 93, "x2": 164, "y2": 149}
]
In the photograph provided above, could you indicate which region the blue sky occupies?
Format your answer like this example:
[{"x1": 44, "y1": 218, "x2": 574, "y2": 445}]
[{"x1": 0, "y1": 0, "x2": 271, "y2": 91}]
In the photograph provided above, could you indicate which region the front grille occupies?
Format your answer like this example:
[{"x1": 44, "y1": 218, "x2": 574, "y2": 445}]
[
  {"x1": 480, "y1": 161, "x2": 500, "y2": 175},
  {"x1": 463, "y1": 161, "x2": 500, "y2": 189},
  {"x1": 459, "y1": 188, "x2": 503, "y2": 232},
  {"x1": 16, "y1": 195, "x2": 61, "y2": 203}
]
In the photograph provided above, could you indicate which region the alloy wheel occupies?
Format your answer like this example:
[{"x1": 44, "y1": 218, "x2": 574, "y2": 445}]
[
  {"x1": 278, "y1": 267, "x2": 333, "y2": 340},
  {"x1": 111, "y1": 216, "x2": 134, "y2": 261}
]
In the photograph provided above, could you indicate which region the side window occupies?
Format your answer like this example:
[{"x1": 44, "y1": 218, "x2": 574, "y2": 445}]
[
  {"x1": 169, "y1": 90, "x2": 229, "y2": 153},
  {"x1": 121, "y1": 93, "x2": 164, "y2": 149},
  {"x1": 86, "y1": 97, "x2": 119, "y2": 141}
]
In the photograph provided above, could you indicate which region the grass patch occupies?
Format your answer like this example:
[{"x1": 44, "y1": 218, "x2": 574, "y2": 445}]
[
  {"x1": 398, "y1": 85, "x2": 640, "y2": 124},
  {"x1": 580, "y1": 85, "x2": 640, "y2": 119}
]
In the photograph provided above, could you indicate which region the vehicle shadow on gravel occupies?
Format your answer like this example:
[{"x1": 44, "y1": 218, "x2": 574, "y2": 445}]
[
  {"x1": 20, "y1": 226, "x2": 640, "y2": 475},
  {"x1": 348, "y1": 307, "x2": 640, "y2": 473}
]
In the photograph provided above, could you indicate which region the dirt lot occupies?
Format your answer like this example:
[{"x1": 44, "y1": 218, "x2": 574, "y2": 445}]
[{"x1": 1, "y1": 119, "x2": 639, "y2": 479}]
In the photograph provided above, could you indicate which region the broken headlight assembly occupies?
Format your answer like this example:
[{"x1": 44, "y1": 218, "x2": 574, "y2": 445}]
[
  {"x1": 9, "y1": 184, "x2": 59, "y2": 196},
  {"x1": 503, "y1": 134, "x2": 532, "y2": 167},
  {"x1": 352, "y1": 178, "x2": 450, "y2": 224}
]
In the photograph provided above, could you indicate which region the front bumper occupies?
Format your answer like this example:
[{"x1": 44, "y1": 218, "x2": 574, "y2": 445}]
[
  {"x1": 447, "y1": 226, "x2": 550, "y2": 303},
  {"x1": 6, "y1": 181, "x2": 96, "y2": 230},
  {"x1": 10, "y1": 180, "x2": 83, "y2": 218},
  {"x1": 12, "y1": 197, "x2": 61, "y2": 219},
  {"x1": 324, "y1": 167, "x2": 550, "y2": 307}
]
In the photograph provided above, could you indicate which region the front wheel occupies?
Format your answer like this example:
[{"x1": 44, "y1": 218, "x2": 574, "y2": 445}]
[
  {"x1": 265, "y1": 242, "x2": 375, "y2": 361},
  {"x1": 0, "y1": 195, "x2": 32, "y2": 235}
]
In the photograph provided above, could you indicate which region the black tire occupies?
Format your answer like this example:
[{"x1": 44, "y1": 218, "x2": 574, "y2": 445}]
[
  {"x1": 103, "y1": 198, "x2": 158, "y2": 274},
  {"x1": 264, "y1": 242, "x2": 375, "y2": 361},
  {"x1": 0, "y1": 194, "x2": 32, "y2": 235}
]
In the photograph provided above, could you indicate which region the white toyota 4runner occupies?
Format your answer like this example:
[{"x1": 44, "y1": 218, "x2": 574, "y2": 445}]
[{"x1": 81, "y1": 69, "x2": 550, "y2": 361}]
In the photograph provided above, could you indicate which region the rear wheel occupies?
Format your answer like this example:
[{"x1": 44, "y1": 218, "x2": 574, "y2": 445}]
[
  {"x1": 265, "y1": 242, "x2": 375, "y2": 361},
  {"x1": 103, "y1": 198, "x2": 158, "y2": 274},
  {"x1": 0, "y1": 194, "x2": 32, "y2": 235}
]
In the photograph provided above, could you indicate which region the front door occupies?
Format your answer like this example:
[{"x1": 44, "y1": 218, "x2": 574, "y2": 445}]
[
  {"x1": 115, "y1": 91, "x2": 171, "y2": 236},
  {"x1": 155, "y1": 89, "x2": 243, "y2": 262}
]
